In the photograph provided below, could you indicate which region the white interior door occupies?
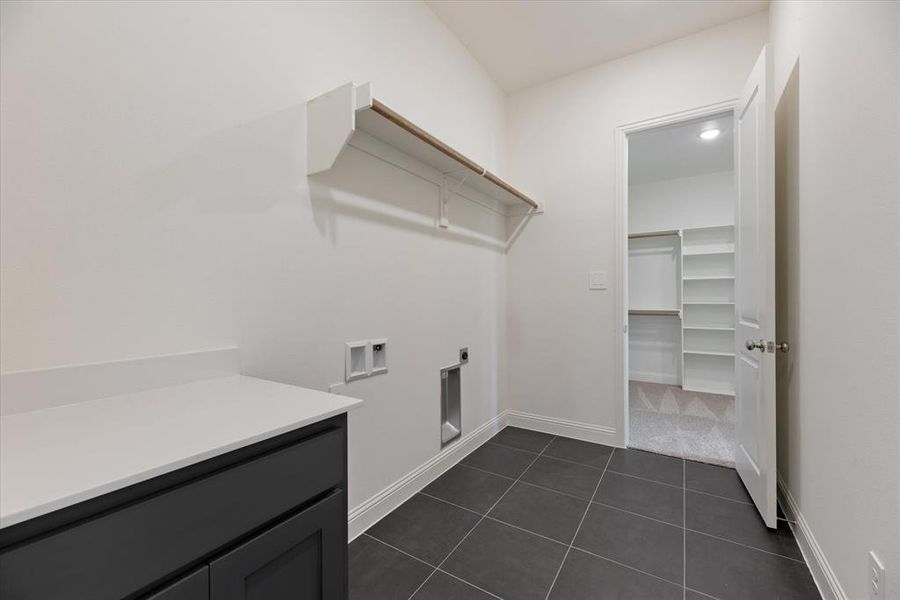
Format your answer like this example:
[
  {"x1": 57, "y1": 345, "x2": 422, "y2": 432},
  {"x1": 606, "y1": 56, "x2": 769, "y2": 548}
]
[{"x1": 734, "y1": 45, "x2": 777, "y2": 528}]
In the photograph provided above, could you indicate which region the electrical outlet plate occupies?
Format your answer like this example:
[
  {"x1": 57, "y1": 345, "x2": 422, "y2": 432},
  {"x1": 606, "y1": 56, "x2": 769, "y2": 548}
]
[
  {"x1": 371, "y1": 338, "x2": 388, "y2": 376},
  {"x1": 869, "y1": 551, "x2": 885, "y2": 600},
  {"x1": 459, "y1": 347, "x2": 469, "y2": 364}
]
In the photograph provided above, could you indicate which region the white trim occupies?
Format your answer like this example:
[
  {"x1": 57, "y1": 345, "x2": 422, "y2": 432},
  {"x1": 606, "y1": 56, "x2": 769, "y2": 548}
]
[
  {"x1": 506, "y1": 410, "x2": 619, "y2": 447},
  {"x1": 777, "y1": 473, "x2": 846, "y2": 600},
  {"x1": 614, "y1": 99, "x2": 738, "y2": 449},
  {"x1": 628, "y1": 371, "x2": 680, "y2": 386},
  {"x1": 347, "y1": 411, "x2": 509, "y2": 541}
]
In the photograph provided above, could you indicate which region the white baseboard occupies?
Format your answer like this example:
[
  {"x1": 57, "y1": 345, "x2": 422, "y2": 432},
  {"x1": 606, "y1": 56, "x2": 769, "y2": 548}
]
[
  {"x1": 347, "y1": 411, "x2": 509, "y2": 541},
  {"x1": 629, "y1": 371, "x2": 679, "y2": 385},
  {"x1": 506, "y1": 410, "x2": 620, "y2": 447},
  {"x1": 777, "y1": 473, "x2": 846, "y2": 600}
]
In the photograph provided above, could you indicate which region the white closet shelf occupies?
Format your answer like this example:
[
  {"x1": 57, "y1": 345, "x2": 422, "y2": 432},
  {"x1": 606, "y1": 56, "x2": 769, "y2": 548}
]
[
  {"x1": 683, "y1": 247, "x2": 735, "y2": 256},
  {"x1": 307, "y1": 82, "x2": 539, "y2": 211},
  {"x1": 683, "y1": 301, "x2": 735, "y2": 305},
  {"x1": 683, "y1": 275, "x2": 735, "y2": 281},
  {"x1": 683, "y1": 325, "x2": 735, "y2": 331},
  {"x1": 683, "y1": 350, "x2": 736, "y2": 357},
  {"x1": 683, "y1": 381, "x2": 736, "y2": 397}
]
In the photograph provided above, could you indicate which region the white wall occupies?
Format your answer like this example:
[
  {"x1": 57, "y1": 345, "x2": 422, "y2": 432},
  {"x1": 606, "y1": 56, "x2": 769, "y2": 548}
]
[
  {"x1": 629, "y1": 171, "x2": 735, "y2": 233},
  {"x1": 0, "y1": 1, "x2": 510, "y2": 515},
  {"x1": 505, "y1": 13, "x2": 767, "y2": 440},
  {"x1": 771, "y1": 2, "x2": 900, "y2": 598}
]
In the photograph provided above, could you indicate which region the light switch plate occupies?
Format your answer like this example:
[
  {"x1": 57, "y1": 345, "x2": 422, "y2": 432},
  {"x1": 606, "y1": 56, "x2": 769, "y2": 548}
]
[{"x1": 589, "y1": 270, "x2": 607, "y2": 290}]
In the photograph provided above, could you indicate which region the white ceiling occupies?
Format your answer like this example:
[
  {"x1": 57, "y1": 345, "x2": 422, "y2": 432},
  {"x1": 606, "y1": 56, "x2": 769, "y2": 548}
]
[
  {"x1": 426, "y1": 0, "x2": 768, "y2": 92},
  {"x1": 629, "y1": 112, "x2": 734, "y2": 184}
]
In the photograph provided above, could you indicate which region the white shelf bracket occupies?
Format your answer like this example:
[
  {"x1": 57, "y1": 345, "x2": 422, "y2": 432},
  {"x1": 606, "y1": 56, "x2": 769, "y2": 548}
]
[
  {"x1": 438, "y1": 170, "x2": 474, "y2": 229},
  {"x1": 439, "y1": 178, "x2": 450, "y2": 229}
]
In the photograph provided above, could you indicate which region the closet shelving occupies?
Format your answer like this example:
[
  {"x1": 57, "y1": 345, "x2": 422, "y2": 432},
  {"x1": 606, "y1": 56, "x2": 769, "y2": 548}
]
[
  {"x1": 627, "y1": 230, "x2": 681, "y2": 317},
  {"x1": 681, "y1": 225, "x2": 736, "y2": 396},
  {"x1": 628, "y1": 225, "x2": 736, "y2": 395},
  {"x1": 307, "y1": 82, "x2": 541, "y2": 228}
]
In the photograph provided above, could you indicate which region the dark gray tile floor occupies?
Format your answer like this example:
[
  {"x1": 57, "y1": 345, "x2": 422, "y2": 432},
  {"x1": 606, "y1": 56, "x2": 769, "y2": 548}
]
[{"x1": 349, "y1": 427, "x2": 820, "y2": 600}]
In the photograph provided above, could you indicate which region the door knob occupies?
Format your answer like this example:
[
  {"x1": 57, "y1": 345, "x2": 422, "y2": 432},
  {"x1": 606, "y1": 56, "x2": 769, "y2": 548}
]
[
  {"x1": 746, "y1": 339, "x2": 790, "y2": 353},
  {"x1": 745, "y1": 340, "x2": 766, "y2": 351}
]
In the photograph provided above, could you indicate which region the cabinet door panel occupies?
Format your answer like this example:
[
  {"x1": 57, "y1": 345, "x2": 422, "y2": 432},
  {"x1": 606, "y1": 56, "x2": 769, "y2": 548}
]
[{"x1": 210, "y1": 491, "x2": 346, "y2": 600}]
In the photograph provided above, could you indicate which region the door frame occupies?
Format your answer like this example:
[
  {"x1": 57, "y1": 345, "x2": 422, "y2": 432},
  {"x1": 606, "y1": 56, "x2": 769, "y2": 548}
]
[{"x1": 613, "y1": 99, "x2": 738, "y2": 448}]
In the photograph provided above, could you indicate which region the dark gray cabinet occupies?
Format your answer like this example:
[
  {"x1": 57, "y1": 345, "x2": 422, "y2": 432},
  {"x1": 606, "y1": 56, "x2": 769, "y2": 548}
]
[
  {"x1": 210, "y1": 491, "x2": 345, "y2": 600},
  {"x1": 146, "y1": 567, "x2": 209, "y2": 600},
  {"x1": 0, "y1": 414, "x2": 348, "y2": 600}
]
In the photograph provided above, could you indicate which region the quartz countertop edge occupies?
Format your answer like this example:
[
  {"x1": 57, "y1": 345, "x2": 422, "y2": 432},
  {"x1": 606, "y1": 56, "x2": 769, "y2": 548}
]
[{"x1": 0, "y1": 375, "x2": 363, "y2": 529}]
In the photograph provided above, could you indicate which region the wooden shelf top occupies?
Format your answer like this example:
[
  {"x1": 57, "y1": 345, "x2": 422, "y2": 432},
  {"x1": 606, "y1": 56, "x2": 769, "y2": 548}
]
[{"x1": 629, "y1": 309, "x2": 680, "y2": 317}]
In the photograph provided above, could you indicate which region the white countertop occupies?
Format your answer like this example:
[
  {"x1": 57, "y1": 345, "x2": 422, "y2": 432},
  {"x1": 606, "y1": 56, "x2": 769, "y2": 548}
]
[{"x1": 0, "y1": 375, "x2": 362, "y2": 529}]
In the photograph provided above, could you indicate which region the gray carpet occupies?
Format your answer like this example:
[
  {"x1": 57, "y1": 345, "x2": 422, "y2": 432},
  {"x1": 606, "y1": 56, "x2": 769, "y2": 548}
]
[{"x1": 629, "y1": 380, "x2": 735, "y2": 467}]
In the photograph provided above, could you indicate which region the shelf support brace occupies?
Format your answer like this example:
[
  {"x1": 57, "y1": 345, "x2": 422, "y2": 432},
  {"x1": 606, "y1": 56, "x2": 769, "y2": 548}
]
[
  {"x1": 439, "y1": 178, "x2": 449, "y2": 229},
  {"x1": 438, "y1": 170, "x2": 473, "y2": 229}
]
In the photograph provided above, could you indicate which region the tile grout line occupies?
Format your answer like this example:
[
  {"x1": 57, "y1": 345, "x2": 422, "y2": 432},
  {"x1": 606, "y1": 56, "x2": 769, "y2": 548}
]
[
  {"x1": 404, "y1": 434, "x2": 559, "y2": 600},
  {"x1": 685, "y1": 585, "x2": 722, "y2": 600},
  {"x1": 435, "y1": 568, "x2": 506, "y2": 600},
  {"x1": 605, "y1": 469, "x2": 691, "y2": 490},
  {"x1": 683, "y1": 457, "x2": 687, "y2": 600},
  {"x1": 685, "y1": 528, "x2": 809, "y2": 564},
  {"x1": 572, "y1": 545, "x2": 687, "y2": 591},
  {"x1": 484, "y1": 514, "x2": 568, "y2": 547},
  {"x1": 542, "y1": 446, "x2": 616, "y2": 600},
  {"x1": 416, "y1": 490, "x2": 571, "y2": 548},
  {"x1": 485, "y1": 440, "x2": 616, "y2": 472},
  {"x1": 685, "y1": 486, "x2": 755, "y2": 506},
  {"x1": 457, "y1": 462, "x2": 518, "y2": 482},
  {"x1": 362, "y1": 533, "x2": 438, "y2": 569},
  {"x1": 608, "y1": 468, "x2": 757, "y2": 506},
  {"x1": 516, "y1": 476, "x2": 598, "y2": 502},
  {"x1": 588, "y1": 500, "x2": 683, "y2": 529},
  {"x1": 463, "y1": 458, "x2": 613, "y2": 502},
  {"x1": 417, "y1": 491, "x2": 485, "y2": 517}
]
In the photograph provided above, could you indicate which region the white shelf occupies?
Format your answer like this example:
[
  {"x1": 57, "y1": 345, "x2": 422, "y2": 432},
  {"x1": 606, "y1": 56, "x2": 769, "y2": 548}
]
[
  {"x1": 307, "y1": 82, "x2": 539, "y2": 212},
  {"x1": 684, "y1": 350, "x2": 735, "y2": 357},
  {"x1": 683, "y1": 275, "x2": 735, "y2": 281},
  {"x1": 681, "y1": 228, "x2": 736, "y2": 393},
  {"x1": 683, "y1": 246, "x2": 735, "y2": 256},
  {"x1": 683, "y1": 380, "x2": 736, "y2": 396},
  {"x1": 682, "y1": 226, "x2": 735, "y2": 258}
]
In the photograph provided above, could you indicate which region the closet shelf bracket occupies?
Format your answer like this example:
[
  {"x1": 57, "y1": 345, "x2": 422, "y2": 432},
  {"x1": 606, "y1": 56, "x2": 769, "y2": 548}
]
[{"x1": 438, "y1": 169, "x2": 474, "y2": 229}]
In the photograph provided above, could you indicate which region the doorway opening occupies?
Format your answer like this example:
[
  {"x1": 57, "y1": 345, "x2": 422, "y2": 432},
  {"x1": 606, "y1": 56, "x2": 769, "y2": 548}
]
[{"x1": 623, "y1": 109, "x2": 737, "y2": 466}]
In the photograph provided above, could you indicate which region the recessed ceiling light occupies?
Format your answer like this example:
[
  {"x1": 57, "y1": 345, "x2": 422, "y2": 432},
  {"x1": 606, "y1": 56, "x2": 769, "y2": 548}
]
[{"x1": 699, "y1": 128, "x2": 721, "y2": 141}]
